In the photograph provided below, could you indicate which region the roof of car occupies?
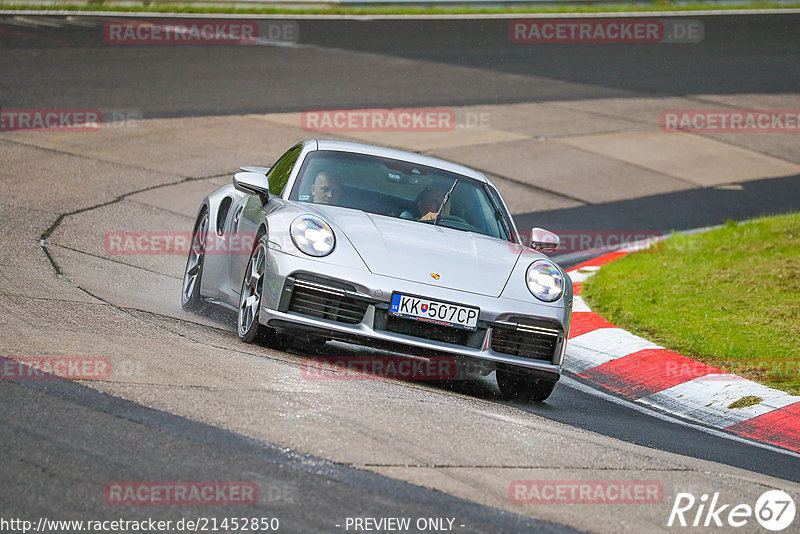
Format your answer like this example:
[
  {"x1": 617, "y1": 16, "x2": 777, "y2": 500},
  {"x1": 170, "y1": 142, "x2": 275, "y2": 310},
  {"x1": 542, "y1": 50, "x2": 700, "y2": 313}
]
[{"x1": 310, "y1": 139, "x2": 490, "y2": 184}]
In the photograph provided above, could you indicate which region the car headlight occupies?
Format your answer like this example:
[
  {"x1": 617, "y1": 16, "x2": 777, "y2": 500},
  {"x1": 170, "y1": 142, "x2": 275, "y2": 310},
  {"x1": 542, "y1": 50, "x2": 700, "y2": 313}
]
[
  {"x1": 290, "y1": 215, "x2": 335, "y2": 257},
  {"x1": 526, "y1": 260, "x2": 564, "y2": 302}
]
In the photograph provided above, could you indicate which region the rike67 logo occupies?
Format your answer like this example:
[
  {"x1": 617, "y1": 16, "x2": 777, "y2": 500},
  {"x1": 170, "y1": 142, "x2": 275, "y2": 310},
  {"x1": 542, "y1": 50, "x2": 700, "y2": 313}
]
[{"x1": 668, "y1": 490, "x2": 796, "y2": 531}]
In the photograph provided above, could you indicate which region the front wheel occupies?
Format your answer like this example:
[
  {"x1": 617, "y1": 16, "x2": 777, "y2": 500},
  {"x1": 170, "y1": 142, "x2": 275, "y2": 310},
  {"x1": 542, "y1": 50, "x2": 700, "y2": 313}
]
[
  {"x1": 238, "y1": 237, "x2": 275, "y2": 344},
  {"x1": 496, "y1": 364, "x2": 558, "y2": 402},
  {"x1": 181, "y1": 209, "x2": 208, "y2": 312}
]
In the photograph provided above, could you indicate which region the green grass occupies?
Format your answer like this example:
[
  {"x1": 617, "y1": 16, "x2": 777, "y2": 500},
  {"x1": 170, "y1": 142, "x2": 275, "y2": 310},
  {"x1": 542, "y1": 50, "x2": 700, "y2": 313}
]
[
  {"x1": 2, "y1": 1, "x2": 800, "y2": 16},
  {"x1": 582, "y1": 213, "x2": 800, "y2": 395}
]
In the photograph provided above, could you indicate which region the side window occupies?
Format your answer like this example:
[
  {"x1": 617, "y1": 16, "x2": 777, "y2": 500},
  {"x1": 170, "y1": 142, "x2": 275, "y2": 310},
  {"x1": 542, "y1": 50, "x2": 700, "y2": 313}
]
[{"x1": 267, "y1": 144, "x2": 303, "y2": 196}]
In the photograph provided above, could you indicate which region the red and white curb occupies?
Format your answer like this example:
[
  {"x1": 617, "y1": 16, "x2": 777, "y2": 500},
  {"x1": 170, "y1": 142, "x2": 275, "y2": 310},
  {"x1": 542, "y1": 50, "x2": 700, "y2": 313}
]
[{"x1": 563, "y1": 245, "x2": 800, "y2": 454}]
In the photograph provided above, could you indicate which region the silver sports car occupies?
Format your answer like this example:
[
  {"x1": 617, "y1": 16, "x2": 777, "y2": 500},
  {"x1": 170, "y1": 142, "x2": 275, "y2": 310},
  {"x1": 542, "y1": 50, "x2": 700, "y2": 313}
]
[{"x1": 181, "y1": 139, "x2": 572, "y2": 401}]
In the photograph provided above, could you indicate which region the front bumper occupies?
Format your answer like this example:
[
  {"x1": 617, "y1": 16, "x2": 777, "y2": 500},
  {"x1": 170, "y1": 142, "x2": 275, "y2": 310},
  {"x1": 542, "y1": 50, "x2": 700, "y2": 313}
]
[{"x1": 259, "y1": 249, "x2": 570, "y2": 378}]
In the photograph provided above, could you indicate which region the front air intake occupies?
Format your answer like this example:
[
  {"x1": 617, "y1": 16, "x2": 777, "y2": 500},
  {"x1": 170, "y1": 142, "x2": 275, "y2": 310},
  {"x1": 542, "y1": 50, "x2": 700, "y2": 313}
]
[
  {"x1": 491, "y1": 320, "x2": 561, "y2": 362},
  {"x1": 287, "y1": 279, "x2": 369, "y2": 324}
]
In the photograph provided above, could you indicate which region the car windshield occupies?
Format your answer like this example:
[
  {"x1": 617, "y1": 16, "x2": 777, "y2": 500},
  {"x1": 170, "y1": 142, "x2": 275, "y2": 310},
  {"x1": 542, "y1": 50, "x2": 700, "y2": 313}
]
[{"x1": 289, "y1": 150, "x2": 513, "y2": 241}]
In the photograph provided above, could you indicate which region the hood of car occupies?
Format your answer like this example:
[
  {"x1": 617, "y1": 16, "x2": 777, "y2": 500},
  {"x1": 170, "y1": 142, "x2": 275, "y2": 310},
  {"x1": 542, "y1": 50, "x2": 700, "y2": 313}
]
[{"x1": 316, "y1": 207, "x2": 521, "y2": 297}]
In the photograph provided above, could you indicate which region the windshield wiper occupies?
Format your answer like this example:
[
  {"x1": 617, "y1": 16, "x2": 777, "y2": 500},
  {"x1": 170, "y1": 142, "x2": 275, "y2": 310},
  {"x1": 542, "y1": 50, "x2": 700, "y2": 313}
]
[
  {"x1": 484, "y1": 185, "x2": 513, "y2": 241},
  {"x1": 434, "y1": 179, "x2": 459, "y2": 226}
]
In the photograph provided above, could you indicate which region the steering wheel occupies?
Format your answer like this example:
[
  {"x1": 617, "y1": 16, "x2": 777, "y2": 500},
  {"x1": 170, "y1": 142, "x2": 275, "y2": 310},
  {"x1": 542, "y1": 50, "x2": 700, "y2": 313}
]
[
  {"x1": 440, "y1": 214, "x2": 469, "y2": 225},
  {"x1": 438, "y1": 214, "x2": 480, "y2": 233}
]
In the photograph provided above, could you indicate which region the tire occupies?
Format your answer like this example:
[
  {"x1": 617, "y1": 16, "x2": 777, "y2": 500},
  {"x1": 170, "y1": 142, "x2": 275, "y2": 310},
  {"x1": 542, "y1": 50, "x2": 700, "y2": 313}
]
[
  {"x1": 237, "y1": 236, "x2": 278, "y2": 345},
  {"x1": 496, "y1": 364, "x2": 558, "y2": 402},
  {"x1": 181, "y1": 209, "x2": 209, "y2": 312}
]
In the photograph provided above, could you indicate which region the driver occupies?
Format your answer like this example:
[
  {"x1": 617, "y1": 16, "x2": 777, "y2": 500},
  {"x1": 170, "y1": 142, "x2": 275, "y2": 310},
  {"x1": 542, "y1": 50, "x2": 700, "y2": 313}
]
[
  {"x1": 400, "y1": 185, "x2": 450, "y2": 221},
  {"x1": 310, "y1": 171, "x2": 342, "y2": 205}
]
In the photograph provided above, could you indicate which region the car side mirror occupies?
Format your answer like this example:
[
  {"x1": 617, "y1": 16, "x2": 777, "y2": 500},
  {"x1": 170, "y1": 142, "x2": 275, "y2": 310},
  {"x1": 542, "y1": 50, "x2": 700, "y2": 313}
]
[
  {"x1": 530, "y1": 227, "x2": 559, "y2": 253},
  {"x1": 239, "y1": 166, "x2": 271, "y2": 174},
  {"x1": 233, "y1": 171, "x2": 270, "y2": 205}
]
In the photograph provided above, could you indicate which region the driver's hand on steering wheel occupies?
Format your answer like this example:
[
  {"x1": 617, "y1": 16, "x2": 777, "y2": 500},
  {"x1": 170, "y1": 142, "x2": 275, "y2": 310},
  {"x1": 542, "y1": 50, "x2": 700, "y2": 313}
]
[{"x1": 420, "y1": 212, "x2": 438, "y2": 221}]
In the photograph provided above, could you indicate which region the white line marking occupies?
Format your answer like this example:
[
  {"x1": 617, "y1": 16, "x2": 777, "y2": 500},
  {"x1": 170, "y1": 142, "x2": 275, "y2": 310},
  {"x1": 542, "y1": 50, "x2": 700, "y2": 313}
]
[
  {"x1": 560, "y1": 376, "x2": 800, "y2": 459},
  {"x1": 641, "y1": 375, "x2": 800, "y2": 428},
  {"x1": 5, "y1": 15, "x2": 64, "y2": 27},
  {"x1": 571, "y1": 295, "x2": 592, "y2": 313},
  {"x1": 567, "y1": 265, "x2": 601, "y2": 284},
  {"x1": 65, "y1": 16, "x2": 101, "y2": 27},
  {"x1": 566, "y1": 327, "x2": 662, "y2": 374}
]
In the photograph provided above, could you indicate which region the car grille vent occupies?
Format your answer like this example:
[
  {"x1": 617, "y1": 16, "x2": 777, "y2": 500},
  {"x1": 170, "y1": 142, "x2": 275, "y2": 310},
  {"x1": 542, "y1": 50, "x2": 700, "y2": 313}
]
[
  {"x1": 491, "y1": 321, "x2": 560, "y2": 362},
  {"x1": 385, "y1": 316, "x2": 475, "y2": 347},
  {"x1": 288, "y1": 279, "x2": 368, "y2": 325}
]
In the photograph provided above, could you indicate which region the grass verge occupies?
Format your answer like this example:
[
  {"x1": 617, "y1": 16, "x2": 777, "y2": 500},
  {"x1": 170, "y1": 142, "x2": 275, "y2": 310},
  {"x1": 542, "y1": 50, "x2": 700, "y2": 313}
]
[
  {"x1": 582, "y1": 213, "x2": 800, "y2": 395},
  {"x1": 1, "y1": 1, "x2": 800, "y2": 16}
]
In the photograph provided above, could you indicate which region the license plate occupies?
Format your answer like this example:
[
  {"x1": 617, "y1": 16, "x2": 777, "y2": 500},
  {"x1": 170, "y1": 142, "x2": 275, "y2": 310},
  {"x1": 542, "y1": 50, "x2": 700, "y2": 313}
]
[{"x1": 389, "y1": 293, "x2": 479, "y2": 331}]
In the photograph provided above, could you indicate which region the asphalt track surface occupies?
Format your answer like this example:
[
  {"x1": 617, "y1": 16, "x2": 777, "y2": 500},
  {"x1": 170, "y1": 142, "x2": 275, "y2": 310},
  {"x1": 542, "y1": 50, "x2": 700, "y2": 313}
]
[
  {"x1": 2, "y1": 12, "x2": 800, "y2": 533},
  {"x1": 2, "y1": 15, "x2": 799, "y2": 113},
  {"x1": 2, "y1": 376, "x2": 569, "y2": 533},
  {"x1": 2, "y1": 13, "x2": 799, "y2": 231}
]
